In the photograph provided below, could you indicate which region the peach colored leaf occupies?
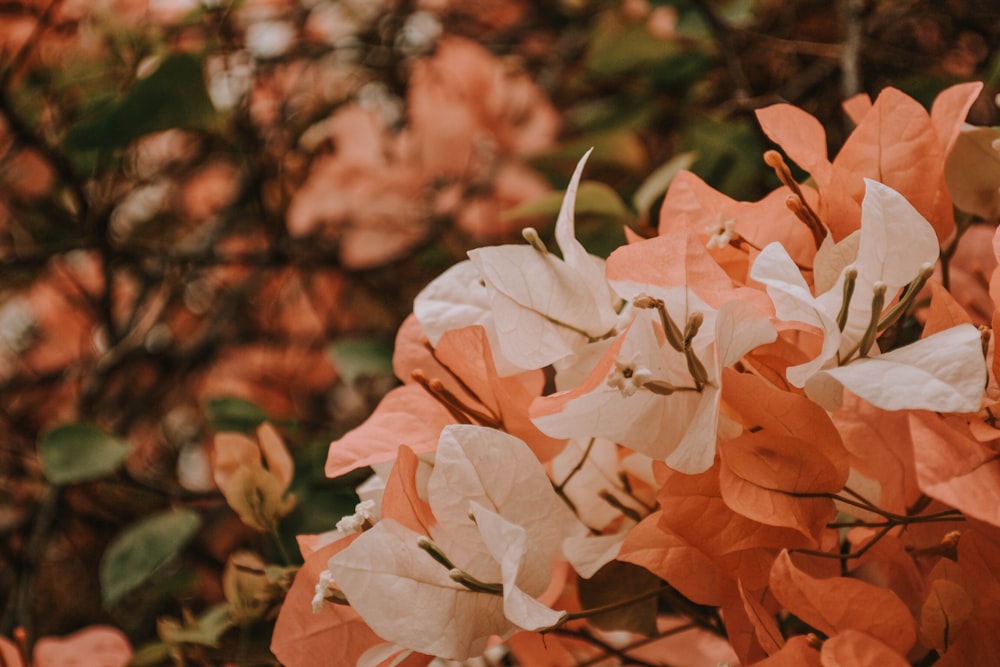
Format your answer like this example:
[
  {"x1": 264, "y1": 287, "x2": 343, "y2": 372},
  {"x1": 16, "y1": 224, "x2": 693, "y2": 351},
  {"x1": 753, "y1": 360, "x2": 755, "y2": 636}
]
[
  {"x1": 381, "y1": 445, "x2": 435, "y2": 535},
  {"x1": 435, "y1": 326, "x2": 560, "y2": 462},
  {"x1": 607, "y1": 227, "x2": 772, "y2": 314},
  {"x1": 923, "y1": 280, "x2": 973, "y2": 337},
  {"x1": 933, "y1": 604, "x2": 1000, "y2": 667},
  {"x1": 769, "y1": 550, "x2": 916, "y2": 655},
  {"x1": 270, "y1": 536, "x2": 382, "y2": 667},
  {"x1": 722, "y1": 369, "x2": 848, "y2": 481},
  {"x1": 325, "y1": 385, "x2": 454, "y2": 478},
  {"x1": 920, "y1": 578, "x2": 974, "y2": 653},
  {"x1": 657, "y1": 171, "x2": 817, "y2": 272},
  {"x1": 719, "y1": 433, "x2": 839, "y2": 540},
  {"x1": 755, "y1": 103, "x2": 832, "y2": 186},
  {"x1": 722, "y1": 430, "x2": 845, "y2": 494},
  {"x1": 752, "y1": 635, "x2": 822, "y2": 666},
  {"x1": 720, "y1": 589, "x2": 770, "y2": 666},
  {"x1": 737, "y1": 580, "x2": 785, "y2": 655},
  {"x1": 33, "y1": 627, "x2": 132, "y2": 667},
  {"x1": 820, "y1": 629, "x2": 909, "y2": 667},
  {"x1": 658, "y1": 465, "x2": 815, "y2": 591},
  {"x1": 256, "y1": 422, "x2": 293, "y2": 491},
  {"x1": 829, "y1": 393, "x2": 918, "y2": 515},
  {"x1": 945, "y1": 124, "x2": 1000, "y2": 220},
  {"x1": 909, "y1": 412, "x2": 1000, "y2": 527},
  {"x1": 832, "y1": 87, "x2": 953, "y2": 242},
  {"x1": 842, "y1": 93, "x2": 873, "y2": 125},
  {"x1": 957, "y1": 529, "x2": 1000, "y2": 604},
  {"x1": 930, "y1": 82, "x2": 984, "y2": 157},
  {"x1": 618, "y1": 511, "x2": 731, "y2": 606},
  {"x1": 212, "y1": 432, "x2": 260, "y2": 489},
  {"x1": 392, "y1": 314, "x2": 463, "y2": 396},
  {"x1": 0, "y1": 638, "x2": 20, "y2": 667},
  {"x1": 328, "y1": 519, "x2": 509, "y2": 661}
]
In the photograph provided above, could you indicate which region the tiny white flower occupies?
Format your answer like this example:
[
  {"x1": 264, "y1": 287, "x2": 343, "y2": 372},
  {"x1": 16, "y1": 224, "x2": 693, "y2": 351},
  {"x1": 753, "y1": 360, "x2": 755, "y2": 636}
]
[
  {"x1": 606, "y1": 353, "x2": 654, "y2": 397},
  {"x1": 312, "y1": 569, "x2": 335, "y2": 613},
  {"x1": 704, "y1": 215, "x2": 736, "y2": 249}
]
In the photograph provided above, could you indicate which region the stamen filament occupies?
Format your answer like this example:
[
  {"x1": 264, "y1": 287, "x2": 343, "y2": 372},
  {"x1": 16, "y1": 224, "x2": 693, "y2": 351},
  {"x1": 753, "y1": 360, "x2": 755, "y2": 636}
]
[
  {"x1": 877, "y1": 263, "x2": 933, "y2": 333},
  {"x1": 836, "y1": 267, "x2": 858, "y2": 332},
  {"x1": 858, "y1": 282, "x2": 886, "y2": 358},
  {"x1": 418, "y1": 537, "x2": 458, "y2": 570},
  {"x1": 448, "y1": 569, "x2": 504, "y2": 595},
  {"x1": 522, "y1": 227, "x2": 548, "y2": 254}
]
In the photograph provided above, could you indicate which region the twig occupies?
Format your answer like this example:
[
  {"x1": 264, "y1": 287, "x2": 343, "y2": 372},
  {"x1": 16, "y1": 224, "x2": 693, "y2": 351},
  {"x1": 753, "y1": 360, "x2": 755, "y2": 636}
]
[
  {"x1": 690, "y1": 0, "x2": 752, "y2": 104},
  {"x1": 549, "y1": 628, "x2": 673, "y2": 667},
  {"x1": 839, "y1": 0, "x2": 865, "y2": 100}
]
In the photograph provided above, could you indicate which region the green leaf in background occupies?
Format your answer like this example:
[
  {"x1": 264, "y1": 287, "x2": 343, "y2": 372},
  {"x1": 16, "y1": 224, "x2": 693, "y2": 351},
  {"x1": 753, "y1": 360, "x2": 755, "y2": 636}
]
[
  {"x1": 205, "y1": 397, "x2": 267, "y2": 434},
  {"x1": 100, "y1": 508, "x2": 201, "y2": 608},
  {"x1": 64, "y1": 54, "x2": 217, "y2": 152},
  {"x1": 39, "y1": 423, "x2": 130, "y2": 485},
  {"x1": 586, "y1": 12, "x2": 680, "y2": 78},
  {"x1": 683, "y1": 117, "x2": 767, "y2": 201},
  {"x1": 539, "y1": 132, "x2": 647, "y2": 174},
  {"x1": 157, "y1": 604, "x2": 233, "y2": 647},
  {"x1": 328, "y1": 339, "x2": 395, "y2": 384},
  {"x1": 503, "y1": 181, "x2": 634, "y2": 226},
  {"x1": 632, "y1": 151, "x2": 698, "y2": 217}
]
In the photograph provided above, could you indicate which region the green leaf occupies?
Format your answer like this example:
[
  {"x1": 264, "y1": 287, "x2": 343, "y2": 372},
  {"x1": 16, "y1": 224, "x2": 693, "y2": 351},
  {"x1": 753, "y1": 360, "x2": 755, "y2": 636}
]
[
  {"x1": 632, "y1": 151, "x2": 698, "y2": 216},
  {"x1": 64, "y1": 54, "x2": 217, "y2": 152},
  {"x1": 205, "y1": 397, "x2": 267, "y2": 434},
  {"x1": 38, "y1": 424, "x2": 129, "y2": 485},
  {"x1": 683, "y1": 117, "x2": 768, "y2": 200},
  {"x1": 158, "y1": 604, "x2": 233, "y2": 647},
  {"x1": 503, "y1": 181, "x2": 633, "y2": 225},
  {"x1": 100, "y1": 509, "x2": 201, "y2": 608},
  {"x1": 540, "y1": 132, "x2": 647, "y2": 174},
  {"x1": 328, "y1": 338, "x2": 394, "y2": 383},
  {"x1": 586, "y1": 13, "x2": 680, "y2": 78}
]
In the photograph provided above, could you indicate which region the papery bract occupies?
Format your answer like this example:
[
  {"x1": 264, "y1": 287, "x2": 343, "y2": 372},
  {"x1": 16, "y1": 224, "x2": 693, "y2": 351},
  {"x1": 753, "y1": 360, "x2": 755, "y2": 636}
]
[
  {"x1": 212, "y1": 422, "x2": 295, "y2": 531},
  {"x1": 328, "y1": 425, "x2": 581, "y2": 659},
  {"x1": 467, "y1": 150, "x2": 620, "y2": 371},
  {"x1": 751, "y1": 178, "x2": 985, "y2": 411},
  {"x1": 769, "y1": 550, "x2": 916, "y2": 655}
]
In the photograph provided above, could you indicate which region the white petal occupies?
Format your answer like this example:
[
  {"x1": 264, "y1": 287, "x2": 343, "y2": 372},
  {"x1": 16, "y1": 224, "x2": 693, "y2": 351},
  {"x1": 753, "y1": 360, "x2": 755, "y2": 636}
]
[{"x1": 813, "y1": 324, "x2": 985, "y2": 412}]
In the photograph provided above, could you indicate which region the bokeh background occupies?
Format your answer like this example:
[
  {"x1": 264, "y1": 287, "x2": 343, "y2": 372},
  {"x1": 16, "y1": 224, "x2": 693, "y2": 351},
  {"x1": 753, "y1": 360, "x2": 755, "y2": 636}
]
[{"x1": 2, "y1": 0, "x2": 999, "y2": 663}]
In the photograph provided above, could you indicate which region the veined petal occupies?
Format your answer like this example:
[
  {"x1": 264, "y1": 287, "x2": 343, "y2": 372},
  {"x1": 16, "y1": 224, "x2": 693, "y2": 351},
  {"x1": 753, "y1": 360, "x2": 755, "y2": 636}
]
[{"x1": 812, "y1": 324, "x2": 986, "y2": 412}]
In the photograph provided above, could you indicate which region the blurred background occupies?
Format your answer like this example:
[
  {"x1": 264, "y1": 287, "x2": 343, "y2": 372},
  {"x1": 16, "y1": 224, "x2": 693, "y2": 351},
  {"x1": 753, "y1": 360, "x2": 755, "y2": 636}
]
[{"x1": 1, "y1": 0, "x2": 999, "y2": 663}]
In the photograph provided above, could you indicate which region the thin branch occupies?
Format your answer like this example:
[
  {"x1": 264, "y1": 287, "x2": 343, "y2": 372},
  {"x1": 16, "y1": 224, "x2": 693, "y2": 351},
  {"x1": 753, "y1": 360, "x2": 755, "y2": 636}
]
[
  {"x1": 549, "y1": 628, "x2": 673, "y2": 667},
  {"x1": 690, "y1": 0, "x2": 752, "y2": 104},
  {"x1": 839, "y1": 0, "x2": 865, "y2": 100}
]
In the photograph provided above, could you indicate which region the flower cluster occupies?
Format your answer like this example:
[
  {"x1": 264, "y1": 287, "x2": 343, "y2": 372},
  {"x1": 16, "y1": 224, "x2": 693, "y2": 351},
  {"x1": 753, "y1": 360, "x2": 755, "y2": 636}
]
[{"x1": 272, "y1": 83, "x2": 1000, "y2": 666}]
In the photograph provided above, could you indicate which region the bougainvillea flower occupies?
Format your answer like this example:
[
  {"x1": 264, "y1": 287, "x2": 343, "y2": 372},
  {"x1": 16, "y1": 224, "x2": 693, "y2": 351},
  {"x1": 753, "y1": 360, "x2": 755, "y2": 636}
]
[
  {"x1": 326, "y1": 425, "x2": 583, "y2": 660},
  {"x1": 756, "y1": 83, "x2": 982, "y2": 243},
  {"x1": 467, "y1": 150, "x2": 622, "y2": 371},
  {"x1": 532, "y1": 290, "x2": 774, "y2": 473},
  {"x1": 1, "y1": 626, "x2": 132, "y2": 667},
  {"x1": 750, "y1": 178, "x2": 986, "y2": 411},
  {"x1": 212, "y1": 422, "x2": 295, "y2": 532}
]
